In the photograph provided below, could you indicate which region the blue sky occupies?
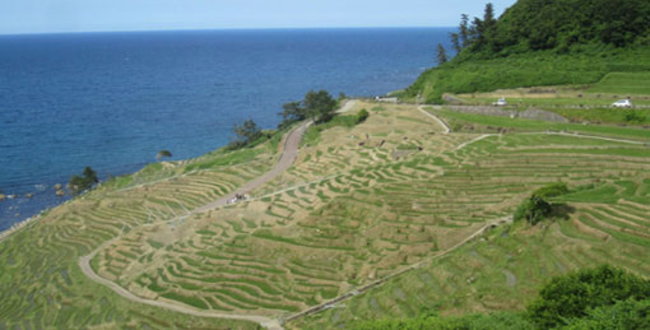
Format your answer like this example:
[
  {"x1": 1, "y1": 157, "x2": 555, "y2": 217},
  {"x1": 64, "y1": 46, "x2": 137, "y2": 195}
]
[{"x1": 0, "y1": 0, "x2": 516, "y2": 35}]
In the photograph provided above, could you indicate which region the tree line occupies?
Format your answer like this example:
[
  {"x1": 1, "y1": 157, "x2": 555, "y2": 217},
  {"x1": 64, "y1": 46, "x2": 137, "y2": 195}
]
[
  {"x1": 436, "y1": 0, "x2": 650, "y2": 64},
  {"x1": 229, "y1": 89, "x2": 339, "y2": 149}
]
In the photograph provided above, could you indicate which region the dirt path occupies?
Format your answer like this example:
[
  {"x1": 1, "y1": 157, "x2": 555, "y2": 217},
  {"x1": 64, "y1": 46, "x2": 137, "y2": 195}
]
[
  {"x1": 194, "y1": 120, "x2": 312, "y2": 213},
  {"x1": 454, "y1": 134, "x2": 498, "y2": 151},
  {"x1": 418, "y1": 105, "x2": 451, "y2": 134},
  {"x1": 79, "y1": 121, "x2": 313, "y2": 330},
  {"x1": 337, "y1": 99, "x2": 358, "y2": 113}
]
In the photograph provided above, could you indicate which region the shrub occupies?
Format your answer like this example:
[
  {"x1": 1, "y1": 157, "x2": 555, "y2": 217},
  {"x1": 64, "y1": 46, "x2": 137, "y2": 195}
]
[
  {"x1": 562, "y1": 298, "x2": 650, "y2": 330},
  {"x1": 357, "y1": 109, "x2": 369, "y2": 123},
  {"x1": 527, "y1": 265, "x2": 650, "y2": 329},
  {"x1": 533, "y1": 182, "x2": 569, "y2": 199},
  {"x1": 514, "y1": 196, "x2": 552, "y2": 225},
  {"x1": 624, "y1": 111, "x2": 646, "y2": 123},
  {"x1": 156, "y1": 150, "x2": 172, "y2": 161},
  {"x1": 69, "y1": 166, "x2": 99, "y2": 194},
  {"x1": 515, "y1": 182, "x2": 570, "y2": 225}
]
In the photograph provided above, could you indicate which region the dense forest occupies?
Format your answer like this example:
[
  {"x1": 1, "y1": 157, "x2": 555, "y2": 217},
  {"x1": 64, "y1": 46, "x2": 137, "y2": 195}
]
[{"x1": 453, "y1": 0, "x2": 650, "y2": 58}]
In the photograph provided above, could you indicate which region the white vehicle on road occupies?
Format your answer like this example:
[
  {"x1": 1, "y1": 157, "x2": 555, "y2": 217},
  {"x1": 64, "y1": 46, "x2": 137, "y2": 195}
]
[
  {"x1": 612, "y1": 99, "x2": 632, "y2": 108},
  {"x1": 493, "y1": 98, "x2": 507, "y2": 106}
]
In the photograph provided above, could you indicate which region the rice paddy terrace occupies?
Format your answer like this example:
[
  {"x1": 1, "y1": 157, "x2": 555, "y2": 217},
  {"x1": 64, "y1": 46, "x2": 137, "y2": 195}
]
[{"x1": 0, "y1": 100, "x2": 648, "y2": 329}]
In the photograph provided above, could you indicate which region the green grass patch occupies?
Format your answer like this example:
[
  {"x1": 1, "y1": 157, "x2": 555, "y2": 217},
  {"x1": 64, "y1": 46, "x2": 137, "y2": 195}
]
[
  {"x1": 302, "y1": 114, "x2": 363, "y2": 146},
  {"x1": 185, "y1": 148, "x2": 263, "y2": 172},
  {"x1": 405, "y1": 47, "x2": 650, "y2": 103},
  {"x1": 588, "y1": 71, "x2": 650, "y2": 95},
  {"x1": 147, "y1": 240, "x2": 164, "y2": 249},
  {"x1": 438, "y1": 110, "x2": 650, "y2": 140},
  {"x1": 161, "y1": 292, "x2": 208, "y2": 309}
]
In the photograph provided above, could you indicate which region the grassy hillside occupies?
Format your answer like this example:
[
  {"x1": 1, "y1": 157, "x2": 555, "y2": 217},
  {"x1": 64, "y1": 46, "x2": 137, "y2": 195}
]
[
  {"x1": 403, "y1": 47, "x2": 650, "y2": 103},
  {"x1": 403, "y1": 0, "x2": 650, "y2": 103},
  {"x1": 0, "y1": 96, "x2": 648, "y2": 328}
]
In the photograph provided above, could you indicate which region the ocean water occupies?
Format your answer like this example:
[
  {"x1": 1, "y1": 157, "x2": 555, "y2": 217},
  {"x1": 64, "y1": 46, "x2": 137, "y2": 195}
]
[{"x1": 0, "y1": 27, "x2": 453, "y2": 230}]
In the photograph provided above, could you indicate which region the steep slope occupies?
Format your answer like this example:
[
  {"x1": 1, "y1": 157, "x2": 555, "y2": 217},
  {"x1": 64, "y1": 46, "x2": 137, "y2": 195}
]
[{"x1": 403, "y1": 0, "x2": 650, "y2": 103}]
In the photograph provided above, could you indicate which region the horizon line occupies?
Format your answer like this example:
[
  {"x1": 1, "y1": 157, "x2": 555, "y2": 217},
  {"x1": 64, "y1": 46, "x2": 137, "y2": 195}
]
[{"x1": 0, "y1": 25, "x2": 455, "y2": 37}]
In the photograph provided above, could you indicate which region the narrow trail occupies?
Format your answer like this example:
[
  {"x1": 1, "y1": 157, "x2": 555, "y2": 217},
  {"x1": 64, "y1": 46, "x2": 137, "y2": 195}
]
[
  {"x1": 418, "y1": 105, "x2": 451, "y2": 134},
  {"x1": 337, "y1": 99, "x2": 358, "y2": 113},
  {"x1": 79, "y1": 120, "x2": 314, "y2": 330},
  {"x1": 283, "y1": 215, "x2": 513, "y2": 324},
  {"x1": 454, "y1": 134, "x2": 498, "y2": 150}
]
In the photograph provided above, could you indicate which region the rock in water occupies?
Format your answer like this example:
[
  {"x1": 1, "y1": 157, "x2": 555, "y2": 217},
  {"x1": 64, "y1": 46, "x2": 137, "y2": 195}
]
[
  {"x1": 55, "y1": 190, "x2": 65, "y2": 197},
  {"x1": 54, "y1": 183, "x2": 63, "y2": 190}
]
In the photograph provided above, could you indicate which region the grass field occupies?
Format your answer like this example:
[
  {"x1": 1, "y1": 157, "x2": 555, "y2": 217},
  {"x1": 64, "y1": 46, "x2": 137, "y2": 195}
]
[
  {"x1": 402, "y1": 47, "x2": 650, "y2": 103},
  {"x1": 588, "y1": 72, "x2": 650, "y2": 95},
  {"x1": 0, "y1": 99, "x2": 648, "y2": 328},
  {"x1": 435, "y1": 109, "x2": 650, "y2": 140},
  {"x1": 451, "y1": 70, "x2": 650, "y2": 126}
]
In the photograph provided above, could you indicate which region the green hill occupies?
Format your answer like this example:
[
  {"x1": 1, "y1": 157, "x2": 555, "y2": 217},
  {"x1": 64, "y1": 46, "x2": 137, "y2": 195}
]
[
  {"x1": 403, "y1": 0, "x2": 650, "y2": 103},
  {"x1": 1, "y1": 1, "x2": 649, "y2": 329}
]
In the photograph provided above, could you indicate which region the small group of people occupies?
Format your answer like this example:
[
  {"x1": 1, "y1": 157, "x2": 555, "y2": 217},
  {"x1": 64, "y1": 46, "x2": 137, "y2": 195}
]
[{"x1": 227, "y1": 192, "x2": 249, "y2": 204}]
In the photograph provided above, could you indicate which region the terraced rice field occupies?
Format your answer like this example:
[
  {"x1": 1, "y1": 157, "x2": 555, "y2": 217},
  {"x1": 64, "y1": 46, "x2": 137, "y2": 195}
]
[
  {"x1": 1, "y1": 100, "x2": 648, "y2": 329},
  {"x1": 0, "y1": 147, "x2": 274, "y2": 329},
  {"x1": 289, "y1": 122, "x2": 650, "y2": 328},
  {"x1": 88, "y1": 103, "x2": 649, "y2": 323}
]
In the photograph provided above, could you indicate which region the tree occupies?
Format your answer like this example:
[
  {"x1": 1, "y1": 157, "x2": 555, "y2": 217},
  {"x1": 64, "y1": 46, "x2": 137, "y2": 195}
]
[
  {"x1": 527, "y1": 265, "x2": 650, "y2": 328},
  {"x1": 450, "y1": 32, "x2": 462, "y2": 54},
  {"x1": 303, "y1": 90, "x2": 337, "y2": 123},
  {"x1": 278, "y1": 89, "x2": 338, "y2": 128},
  {"x1": 563, "y1": 298, "x2": 650, "y2": 330},
  {"x1": 278, "y1": 101, "x2": 306, "y2": 129},
  {"x1": 436, "y1": 43, "x2": 448, "y2": 65},
  {"x1": 483, "y1": 3, "x2": 496, "y2": 27},
  {"x1": 233, "y1": 119, "x2": 262, "y2": 146},
  {"x1": 156, "y1": 150, "x2": 172, "y2": 161},
  {"x1": 514, "y1": 196, "x2": 552, "y2": 225},
  {"x1": 459, "y1": 14, "x2": 470, "y2": 47},
  {"x1": 69, "y1": 166, "x2": 99, "y2": 194},
  {"x1": 514, "y1": 182, "x2": 571, "y2": 225}
]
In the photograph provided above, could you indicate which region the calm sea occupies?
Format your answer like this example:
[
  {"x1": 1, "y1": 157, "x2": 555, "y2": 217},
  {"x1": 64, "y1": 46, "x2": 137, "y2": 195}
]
[{"x1": 0, "y1": 27, "x2": 453, "y2": 230}]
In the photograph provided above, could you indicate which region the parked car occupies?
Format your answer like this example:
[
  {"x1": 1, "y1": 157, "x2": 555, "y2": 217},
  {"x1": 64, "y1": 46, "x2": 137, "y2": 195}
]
[
  {"x1": 612, "y1": 99, "x2": 632, "y2": 108},
  {"x1": 493, "y1": 98, "x2": 507, "y2": 106}
]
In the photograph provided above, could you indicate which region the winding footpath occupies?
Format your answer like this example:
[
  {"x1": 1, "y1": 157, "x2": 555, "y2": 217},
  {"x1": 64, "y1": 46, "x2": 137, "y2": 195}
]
[
  {"x1": 418, "y1": 105, "x2": 451, "y2": 134},
  {"x1": 79, "y1": 119, "x2": 315, "y2": 330}
]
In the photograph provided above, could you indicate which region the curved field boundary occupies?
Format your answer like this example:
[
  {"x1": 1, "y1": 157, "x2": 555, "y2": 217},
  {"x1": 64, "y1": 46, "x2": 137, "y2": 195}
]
[
  {"x1": 79, "y1": 121, "x2": 312, "y2": 330},
  {"x1": 283, "y1": 215, "x2": 513, "y2": 324},
  {"x1": 418, "y1": 105, "x2": 451, "y2": 133}
]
